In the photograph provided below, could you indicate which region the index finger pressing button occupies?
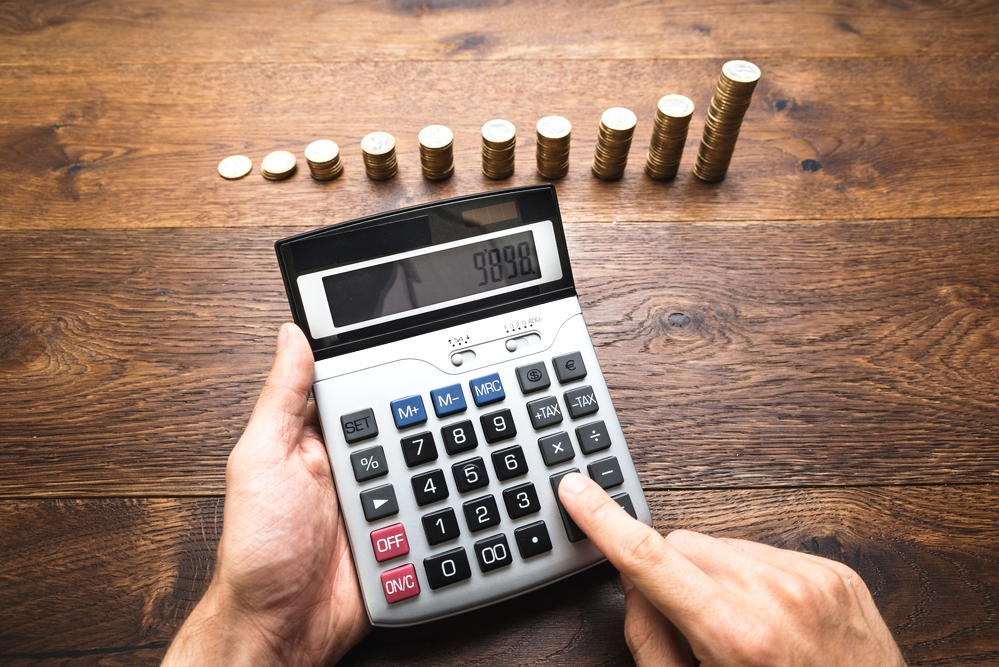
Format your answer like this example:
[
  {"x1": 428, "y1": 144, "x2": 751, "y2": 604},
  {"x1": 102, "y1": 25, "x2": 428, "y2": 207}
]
[{"x1": 550, "y1": 469, "x2": 587, "y2": 543}]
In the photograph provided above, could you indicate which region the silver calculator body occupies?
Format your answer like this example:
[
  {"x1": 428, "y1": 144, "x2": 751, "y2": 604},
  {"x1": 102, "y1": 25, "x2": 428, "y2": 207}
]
[{"x1": 276, "y1": 185, "x2": 651, "y2": 626}]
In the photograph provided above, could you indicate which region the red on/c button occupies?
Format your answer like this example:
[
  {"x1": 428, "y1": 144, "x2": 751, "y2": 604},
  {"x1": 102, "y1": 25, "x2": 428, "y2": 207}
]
[
  {"x1": 371, "y1": 522, "x2": 409, "y2": 562},
  {"x1": 381, "y1": 563, "x2": 420, "y2": 604}
]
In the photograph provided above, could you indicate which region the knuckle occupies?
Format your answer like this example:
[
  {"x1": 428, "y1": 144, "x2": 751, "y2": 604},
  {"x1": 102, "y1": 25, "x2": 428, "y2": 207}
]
[
  {"x1": 775, "y1": 572, "x2": 820, "y2": 610},
  {"x1": 617, "y1": 527, "x2": 666, "y2": 571},
  {"x1": 623, "y1": 606, "x2": 659, "y2": 657},
  {"x1": 737, "y1": 625, "x2": 780, "y2": 667}
]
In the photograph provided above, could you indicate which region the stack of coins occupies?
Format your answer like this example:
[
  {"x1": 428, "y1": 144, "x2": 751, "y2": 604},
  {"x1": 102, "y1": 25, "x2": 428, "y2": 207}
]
[
  {"x1": 361, "y1": 132, "x2": 398, "y2": 181},
  {"x1": 693, "y1": 60, "x2": 761, "y2": 182},
  {"x1": 591, "y1": 107, "x2": 637, "y2": 181},
  {"x1": 304, "y1": 140, "x2": 343, "y2": 181},
  {"x1": 480, "y1": 119, "x2": 517, "y2": 180},
  {"x1": 418, "y1": 125, "x2": 455, "y2": 181},
  {"x1": 218, "y1": 155, "x2": 252, "y2": 180},
  {"x1": 645, "y1": 95, "x2": 695, "y2": 181},
  {"x1": 261, "y1": 150, "x2": 297, "y2": 181},
  {"x1": 535, "y1": 116, "x2": 572, "y2": 180}
]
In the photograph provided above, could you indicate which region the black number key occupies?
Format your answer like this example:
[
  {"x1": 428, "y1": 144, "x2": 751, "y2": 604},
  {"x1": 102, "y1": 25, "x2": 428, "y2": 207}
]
[
  {"x1": 462, "y1": 495, "x2": 501, "y2": 533},
  {"x1": 502, "y1": 482, "x2": 541, "y2": 519},
  {"x1": 424, "y1": 547, "x2": 472, "y2": 589},
  {"x1": 411, "y1": 468, "x2": 449, "y2": 506},
  {"x1": 515, "y1": 520, "x2": 553, "y2": 559},
  {"x1": 452, "y1": 457, "x2": 489, "y2": 493},
  {"x1": 480, "y1": 408, "x2": 516, "y2": 443},
  {"x1": 491, "y1": 445, "x2": 529, "y2": 481},
  {"x1": 401, "y1": 431, "x2": 438, "y2": 467},
  {"x1": 474, "y1": 533, "x2": 513, "y2": 573},
  {"x1": 441, "y1": 420, "x2": 478, "y2": 455},
  {"x1": 422, "y1": 507, "x2": 460, "y2": 546}
]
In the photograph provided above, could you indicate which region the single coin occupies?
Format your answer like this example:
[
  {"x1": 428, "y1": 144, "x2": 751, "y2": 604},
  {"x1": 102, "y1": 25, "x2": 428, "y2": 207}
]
[
  {"x1": 419, "y1": 125, "x2": 454, "y2": 149},
  {"x1": 217, "y1": 155, "x2": 252, "y2": 179},
  {"x1": 305, "y1": 140, "x2": 339, "y2": 164},
  {"x1": 657, "y1": 94, "x2": 695, "y2": 119},
  {"x1": 362, "y1": 131, "x2": 396, "y2": 155},
  {"x1": 261, "y1": 150, "x2": 297, "y2": 178},
  {"x1": 601, "y1": 107, "x2": 638, "y2": 132},
  {"x1": 482, "y1": 119, "x2": 516, "y2": 144},
  {"x1": 722, "y1": 60, "x2": 762, "y2": 84},
  {"x1": 537, "y1": 115, "x2": 572, "y2": 140}
]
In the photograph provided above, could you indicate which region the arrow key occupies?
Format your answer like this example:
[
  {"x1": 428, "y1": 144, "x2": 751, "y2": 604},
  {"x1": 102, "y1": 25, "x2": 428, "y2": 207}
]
[{"x1": 361, "y1": 484, "x2": 399, "y2": 522}]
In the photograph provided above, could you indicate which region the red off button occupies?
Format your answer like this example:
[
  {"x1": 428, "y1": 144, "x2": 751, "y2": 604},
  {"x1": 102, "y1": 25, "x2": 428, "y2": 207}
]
[
  {"x1": 371, "y1": 522, "x2": 409, "y2": 562},
  {"x1": 380, "y1": 563, "x2": 420, "y2": 604}
]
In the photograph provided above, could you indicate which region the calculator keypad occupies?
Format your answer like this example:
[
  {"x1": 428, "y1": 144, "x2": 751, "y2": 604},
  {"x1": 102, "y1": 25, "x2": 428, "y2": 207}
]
[
  {"x1": 469, "y1": 373, "x2": 505, "y2": 406},
  {"x1": 549, "y1": 469, "x2": 587, "y2": 543},
  {"x1": 371, "y1": 523, "x2": 410, "y2": 563},
  {"x1": 516, "y1": 361, "x2": 551, "y2": 394},
  {"x1": 553, "y1": 352, "x2": 587, "y2": 384},
  {"x1": 575, "y1": 420, "x2": 611, "y2": 454},
  {"x1": 341, "y1": 408, "x2": 378, "y2": 443},
  {"x1": 515, "y1": 520, "x2": 553, "y2": 559},
  {"x1": 391, "y1": 395, "x2": 428, "y2": 429},
  {"x1": 539, "y1": 432, "x2": 575, "y2": 466},
  {"x1": 588, "y1": 456, "x2": 624, "y2": 490}
]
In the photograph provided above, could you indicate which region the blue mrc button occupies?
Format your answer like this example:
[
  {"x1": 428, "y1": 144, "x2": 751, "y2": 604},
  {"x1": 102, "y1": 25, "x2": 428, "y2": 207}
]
[
  {"x1": 469, "y1": 373, "x2": 505, "y2": 407},
  {"x1": 390, "y1": 394, "x2": 428, "y2": 429},
  {"x1": 431, "y1": 384, "x2": 467, "y2": 418}
]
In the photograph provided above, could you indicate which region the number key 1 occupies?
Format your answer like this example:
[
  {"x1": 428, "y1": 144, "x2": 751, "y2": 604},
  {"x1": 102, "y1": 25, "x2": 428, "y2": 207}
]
[{"x1": 422, "y1": 507, "x2": 460, "y2": 546}]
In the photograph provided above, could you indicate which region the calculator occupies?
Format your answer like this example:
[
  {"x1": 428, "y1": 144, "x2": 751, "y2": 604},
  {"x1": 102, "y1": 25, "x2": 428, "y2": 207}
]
[{"x1": 275, "y1": 184, "x2": 652, "y2": 626}]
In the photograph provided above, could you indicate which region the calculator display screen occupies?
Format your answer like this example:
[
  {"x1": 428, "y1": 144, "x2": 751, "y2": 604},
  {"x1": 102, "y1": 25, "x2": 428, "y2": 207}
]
[{"x1": 324, "y1": 230, "x2": 540, "y2": 328}]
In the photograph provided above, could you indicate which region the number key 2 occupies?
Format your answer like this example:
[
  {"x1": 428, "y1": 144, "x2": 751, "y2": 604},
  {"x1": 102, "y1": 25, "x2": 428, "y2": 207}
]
[{"x1": 462, "y1": 495, "x2": 501, "y2": 533}]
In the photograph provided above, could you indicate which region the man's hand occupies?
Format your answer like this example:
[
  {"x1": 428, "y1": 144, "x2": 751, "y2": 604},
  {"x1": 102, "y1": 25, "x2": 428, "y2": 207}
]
[
  {"x1": 558, "y1": 473, "x2": 906, "y2": 667},
  {"x1": 163, "y1": 323, "x2": 369, "y2": 666}
]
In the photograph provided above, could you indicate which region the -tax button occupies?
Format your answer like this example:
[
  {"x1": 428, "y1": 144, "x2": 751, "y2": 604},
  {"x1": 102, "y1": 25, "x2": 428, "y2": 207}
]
[
  {"x1": 371, "y1": 523, "x2": 409, "y2": 562},
  {"x1": 380, "y1": 563, "x2": 420, "y2": 604}
]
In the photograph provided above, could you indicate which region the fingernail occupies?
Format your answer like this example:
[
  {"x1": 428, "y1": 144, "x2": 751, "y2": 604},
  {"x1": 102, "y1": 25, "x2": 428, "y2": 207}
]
[
  {"x1": 559, "y1": 472, "x2": 589, "y2": 496},
  {"x1": 276, "y1": 323, "x2": 290, "y2": 353},
  {"x1": 620, "y1": 573, "x2": 634, "y2": 594}
]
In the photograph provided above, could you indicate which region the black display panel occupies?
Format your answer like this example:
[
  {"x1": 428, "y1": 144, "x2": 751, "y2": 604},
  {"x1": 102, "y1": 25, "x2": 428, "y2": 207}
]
[{"x1": 324, "y1": 230, "x2": 540, "y2": 327}]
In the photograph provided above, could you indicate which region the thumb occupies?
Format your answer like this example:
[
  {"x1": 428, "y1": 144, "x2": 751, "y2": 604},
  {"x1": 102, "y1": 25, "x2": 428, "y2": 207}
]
[{"x1": 240, "y1": 322, "x2": 315, "y2": 455}]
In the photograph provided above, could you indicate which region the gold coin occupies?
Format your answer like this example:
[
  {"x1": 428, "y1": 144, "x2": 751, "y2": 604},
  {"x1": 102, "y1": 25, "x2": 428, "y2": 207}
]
[
  {"x1": 261, "y1": 150, "x2": 297, "y2": 180},
  {"x1": 600, "y1": 107, "x2": 637, "y2": 133},
  {"x1": 217, "y1": 155, "x2": 252, "y2": 180},
  {"x1": 482, "y1": 119, "x2": 516, "y2": 144},
  {"x1": 537, "y1": 115, "x2": 572, "y2": 140},
  {"x1": 657, "y1": 94, "x2": 695, "y2": 119},
  {"x1": 418, "y1": 125, "x2": 454, "y2": 150},
  {"x1": 362, "y1": 131, "x2": 396, "y2": 156},
  {"x1": 722, "y1": 60, "x2": 762, "y2": 84},
  {"x1": 304, "y1": 140, "x2": 339, "y2": 164}
]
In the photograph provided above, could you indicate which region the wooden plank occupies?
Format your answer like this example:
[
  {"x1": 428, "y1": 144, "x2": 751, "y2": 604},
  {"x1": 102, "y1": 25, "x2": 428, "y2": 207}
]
[
  {"x1": 1, "y1": 58, "x2": 998, "y2": 229},
  {"x1": 1, "y1": 486, "x2": 996, "y2": 665},
  {"x1": 1, "y1": 0, "x2": 997, "y2": 65},
  {"x1": 1, "y1": 222, "x2": 997, "y2": 496}
]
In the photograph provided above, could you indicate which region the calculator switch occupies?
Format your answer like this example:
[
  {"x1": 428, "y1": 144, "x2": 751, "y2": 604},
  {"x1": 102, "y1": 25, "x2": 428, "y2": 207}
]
[
  {"x1": 515, "y1": 521, "x2": 553, "y2": 559},
  {"x1": 430, "y1": 384, "x2": 467, "y2": 418},
  {"x1": 516, "y1": 361, "x2": 551, "y2": 394},
  {"x1": 350, "y1": 445, "x2": 389, "y2": 482},
  {"x1": 340, "y1": 408, "x2": 378, "y2": 444},
  {"x1": 463, "y1": 495, "x2": 502, "y2": 533},
  {"x1": 371, "y1": 523, "x2": 410, "y2": 563},
  {"x1": 452, "y1": 457, "x2": 489, "y2": 493},
  {"x1": 424, "y1": 547, "x2": 472, "y2": 590},
  {"x1": 503, "y1": 482, "x2": 542, "y2": 519},
  {"x1": 391, "y1": 395, "x2": 428, "y2": 429},
  {"x1": 527, "y1": 395, "x2": 563, "y2": 430},
  {"x1": 474, "y1": 534, "x2": 513, "y2": 573},
  {"x1": 539, "y1": 432, "x2": 575, "y2": 467},
  {"x1": 422, "y1": 507, "x2": 461, "y2": 546},
  {"x1": 553, "y1": 352, "x2": 587, "y2": 384},
  {"x1": 411, "y1": 469, "x2": 449, "y2": 506},
  {"x1": 491, "y1": 445, "x2": 529, "y2": 481},
  {"x1": 549, "y1": 470, "x2": 588, "y2": 543},
  {"x1": 588, "y1": 456, "x2": 624, "y2": 490},
  {"x1": 441, "y1": 420, "x2": 478, "y2": 455},
  {"x1": 381, "y1": 563, "x2": 420, "y2": 604},
  {"x1": 360, "y1": 484, "x2": 400, "y2": 522},
  {"x1": 564, "y1": 386, "x2": 599, "y2": 419},
  {"x1": 401, "y1": 431, "x2": 439, "y2": 468},
  {"x1": 575, "y1": 420, "x2": 611, "y2": 454},
  {"x1": 469, "y1": 373, "x2": 506, "y2": 406},
  {"x1": 480, "y1": 408, "x2": 517, "y2": 443},
  {"x1": 612, "y1": 492, "x2": 638, "y2": 519}
]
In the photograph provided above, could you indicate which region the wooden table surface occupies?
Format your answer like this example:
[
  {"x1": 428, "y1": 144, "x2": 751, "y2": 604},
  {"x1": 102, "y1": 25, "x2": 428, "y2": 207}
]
[{"x1": 2, "y1": 1, "x2": 998, "y2": 664}]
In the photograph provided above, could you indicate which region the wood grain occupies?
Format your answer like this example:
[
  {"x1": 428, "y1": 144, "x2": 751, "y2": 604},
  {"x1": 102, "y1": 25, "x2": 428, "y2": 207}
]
[
  {"x1": 2, "y1": 486, "x2": 996, "y2": 665},
  {"x1": 2, "y1": 222, "x2": 996, "y2": 496},
  {"x1": 2, "y1": 0, "x2": 997, "y2": 65},
  {"x1": 2, "y1": 58, "x2": 998, "y2": 230}
]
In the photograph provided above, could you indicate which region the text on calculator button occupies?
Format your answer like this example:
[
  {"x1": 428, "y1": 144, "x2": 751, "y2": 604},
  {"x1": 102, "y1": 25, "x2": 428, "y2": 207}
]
[
  {"x1": 341, "y1": 408, "x2": 378, "y2": 444},
  {"x1": 370, "y1": 523, "x2": 409, "y2": 563},
  {"x1": 424, "y1": 547, "x2": 472, "y2": 590},
  {"x1": 430, "y1": 384, "x2": 467, "y2": 418},
  {"x1": 360, "y1": 484, "x2": 399, "y2": 522},
  {"x1": 381, "y1": 563, "x2": 420, "y2": 604},
  {"x1": 527, "y1": 395, "x2": 563, "y2": 430},
  {"x1": 391, "y1": 395, "x2": 428, "y2": 429},
  {"x1": 469, "y1": 373, "x2": 506, "y2": 407},
  {"x1": 564, "y1": 385, "x2": 599, "y2": 419},
  {"x1": 539, "y1": 432, "x2": 575, "y2": 466},
  {"x1": 553, "y1": 352, "x2": 587, "y2": 384}
]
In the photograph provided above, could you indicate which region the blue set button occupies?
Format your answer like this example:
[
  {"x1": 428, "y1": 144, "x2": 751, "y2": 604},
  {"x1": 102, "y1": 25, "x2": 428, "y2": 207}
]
[
  {"x1": 431, "y1": 384, "x2": 467, "y2": 417},
  {"x1": 469, "y1": 373, "x2": 505, "y2": 407},
  {"x1": 390, "y1": 395, "x2": 428, "y2": 429}
]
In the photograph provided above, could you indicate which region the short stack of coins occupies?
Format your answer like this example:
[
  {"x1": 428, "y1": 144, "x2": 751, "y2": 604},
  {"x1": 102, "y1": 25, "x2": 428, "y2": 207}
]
[
  {"x1": 645, "y1": 95, "x2": 695, "y2": 181},
  {"x1": 535, "y1": 116, "x2": 572, "y2": 180},
  {"x1": 361, "y1": 132, "x2": 398, "y2": 181},
  {"x1": 261, "y1": 150, "x2": 297, "y2": 181},
  {"x1": 591, "y1": 107, "x2": 637, "y2": 181},
  {"x1": 418, "y1": 125, "x2": 455, "y2": 181},
  {"x1": 304, "y1": 140, "x2": 343, "y2": 181},
  {"x1": 693, "y1": 60, "x2": 761, "y2": 182},
  {"x1": 480, "y1": 119, "x2": 517, "y2": 180}
]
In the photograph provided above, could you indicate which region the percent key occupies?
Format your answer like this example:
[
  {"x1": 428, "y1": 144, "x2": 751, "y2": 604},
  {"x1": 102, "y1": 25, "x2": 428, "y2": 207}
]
[{"x1": 351, "y1": 445, "x2": 389, "y2": 482}]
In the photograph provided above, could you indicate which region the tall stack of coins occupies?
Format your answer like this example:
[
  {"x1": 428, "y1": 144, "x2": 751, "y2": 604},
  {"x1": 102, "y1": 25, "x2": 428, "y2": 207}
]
[
  {"x1": 480, "y1": 119, "x2": 516, "y2": 180},
  {"x1": 418, "y1": 125, "x2": 454, "y2": 181},
  {"x1": 361, "y1": 132, "x2": 398, "y2": 181},
  {"x1": 304, "y1": 140, "x2": 343, "y2": 181},
  {"x1": 591, "y1": 107, "x2": 637, "y2": 181},
  {"x1": 535, "y1": 116, "x2": 572, "y2": 180},
  {"x1": 261, "y1": 150, "x2": 297, "y2": 181},
  {"x1": 645, "y1": 95, "x2": 694, "y2": 181},
  {"x1": 693, "y1": 60, "x2": 761, "y2": 182}
]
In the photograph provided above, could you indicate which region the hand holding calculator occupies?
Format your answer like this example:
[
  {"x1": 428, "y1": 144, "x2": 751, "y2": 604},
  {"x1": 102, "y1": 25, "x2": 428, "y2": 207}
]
[{"x1": 276, "y1": 184, "x2": 651, "y2": 626}]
